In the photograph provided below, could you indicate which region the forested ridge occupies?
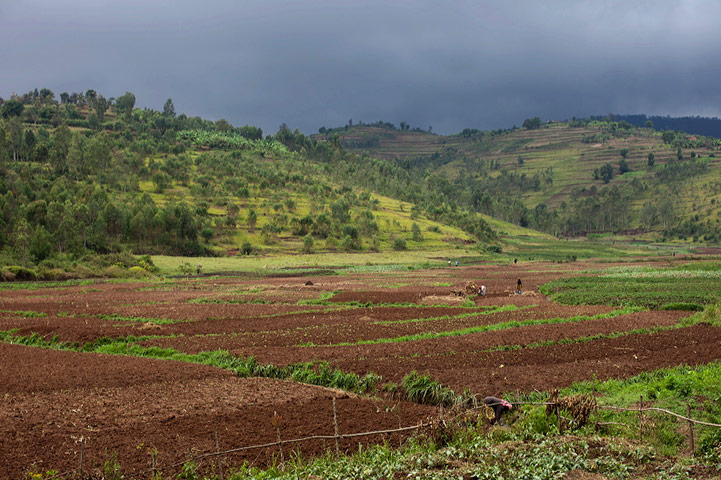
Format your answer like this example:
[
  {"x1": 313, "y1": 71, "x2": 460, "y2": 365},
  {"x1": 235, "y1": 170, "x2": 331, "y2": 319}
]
[
  {"x1": 0, "y1": 88, "x2": 497, "y2": 277},
  {"x1": 318, "y1": 117, "x2": 721, "y2": 243}
]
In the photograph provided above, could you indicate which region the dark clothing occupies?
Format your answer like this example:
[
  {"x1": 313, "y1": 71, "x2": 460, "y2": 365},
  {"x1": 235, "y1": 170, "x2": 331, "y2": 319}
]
[{"x1": 483, "y1": 396, "x2": 512, "y2": 424}]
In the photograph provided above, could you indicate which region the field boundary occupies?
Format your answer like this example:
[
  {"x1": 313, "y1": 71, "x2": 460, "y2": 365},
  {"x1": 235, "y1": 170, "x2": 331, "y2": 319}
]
[{"x1": 38, "y1": 398, "x2": 721, "y2": 479}]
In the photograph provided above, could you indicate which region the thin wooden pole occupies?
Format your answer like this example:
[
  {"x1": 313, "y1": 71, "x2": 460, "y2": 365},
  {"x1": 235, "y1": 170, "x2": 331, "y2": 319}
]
[
  {"x1": 332, "y1": 397, "x2": 340, "y2": 455},
  {"x1": 687, "y1": 403, "x2": 695, "y2": 455},
  {"x1": 79, "y1": 437, "x2": 85, "y2": 475},
  {"x1": 639, "y1": 395, "x2": 644, "y2": 441},
  {"x1": 215, "y1": 427, "x2": 224, "y2": 480}
]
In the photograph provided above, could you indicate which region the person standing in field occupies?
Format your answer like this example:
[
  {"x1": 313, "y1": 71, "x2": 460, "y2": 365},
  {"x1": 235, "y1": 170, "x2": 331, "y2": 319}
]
[{"x1": 516, "y1": 278, "x2": 522, "y2": 294}]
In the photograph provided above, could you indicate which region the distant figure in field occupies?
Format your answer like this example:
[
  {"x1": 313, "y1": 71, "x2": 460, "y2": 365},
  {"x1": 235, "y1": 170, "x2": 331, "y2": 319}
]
[
  {"x1": 514, "y1": 258, "x2": 518, "y2": 264},
  {"x1": 448, "y1": 259, "x2": 452, "y2": 267},
  {"x1": 196, "y1": 265, "x2": 202, "y2": 275},
  {"x1": 516, "y1": 278, "x2": 522, "y2": 294},
  {"x1": 479, "y1": 285, "x2": 486, "y2": 296},
  {"x1": 455, "y1": 261, "x2": 459, "y2": 267},
  {"x1": 483, "y1": 396, "x2": 512, "y2": 425}
]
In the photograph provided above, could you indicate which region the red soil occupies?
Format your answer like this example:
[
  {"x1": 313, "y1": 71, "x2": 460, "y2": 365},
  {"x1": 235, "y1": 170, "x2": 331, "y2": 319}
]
[{"x1": 2, "y1": 261, "x2": 720, "y2": 476}]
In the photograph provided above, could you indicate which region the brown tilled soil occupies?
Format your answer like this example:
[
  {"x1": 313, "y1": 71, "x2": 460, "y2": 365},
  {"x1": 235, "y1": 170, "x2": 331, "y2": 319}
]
[
  {"x1": 0, "y1": 344, "x2": 436, "y2": 478},
  {"x1": 2, "y1": 260, "x2": 720, "y2": 476}
]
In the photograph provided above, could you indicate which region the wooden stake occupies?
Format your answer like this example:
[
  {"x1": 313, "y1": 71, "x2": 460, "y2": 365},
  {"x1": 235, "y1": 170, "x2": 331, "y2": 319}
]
[
  {"x1": 79, "y1": 437, "x2": 85, "y2": 475},
  {"x1": 639, "y1": 395, "x2": 644, "y2": 441},
  {"x1": 555, "y1": 404, "x2": 563, "y2": 433},
  {"x1": 687, "y1": 403, "x2": 695, "y2": 455},
  {"x1": 332, "y1": 397, "x2": 340, "y2": 455},
  {"x1": 215, "y1": 427, "x2": 224, "y2": 480}
]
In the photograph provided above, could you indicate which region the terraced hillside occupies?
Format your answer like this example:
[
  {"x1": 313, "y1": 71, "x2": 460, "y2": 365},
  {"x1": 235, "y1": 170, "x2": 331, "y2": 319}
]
[{"x1": 317, "y1": 121, "x2": 721, "y2": 240}]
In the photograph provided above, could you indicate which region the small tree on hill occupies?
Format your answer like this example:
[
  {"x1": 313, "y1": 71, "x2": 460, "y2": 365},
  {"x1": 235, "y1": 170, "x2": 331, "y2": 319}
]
[
  {"x1": 522, "y1": 117, "x2": 542, "y2": 129},
  {"x1": 600, "y1": 163, "x2": 614, "y2": 183},
  {"x1": 647, "y1": 152, "x2": 655, "y2": 166},
  {"x1": 247, "y1": 209, "x2": 257, "y2": 232},
  {"x1": 618, "y1": 158, "x2": 630, "y2": 174}
]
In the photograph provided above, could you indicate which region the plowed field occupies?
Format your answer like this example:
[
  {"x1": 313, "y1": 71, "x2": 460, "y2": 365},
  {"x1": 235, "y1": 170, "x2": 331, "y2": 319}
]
[{"x1": 2, "y1": 260, "x2": 720, "y2": 477}]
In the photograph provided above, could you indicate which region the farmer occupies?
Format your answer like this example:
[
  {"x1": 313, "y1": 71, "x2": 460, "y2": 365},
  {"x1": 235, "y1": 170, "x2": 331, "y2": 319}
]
[
  {"x1": 455, "y1": 260, "x2": 459, "y2": 267},
  {"x1": 516, "y1": 278, "x2": 522, "y2": 294},
  {"x1": 483, "y1": 396, "x2": 513, "y2": 425},
  {"x1": 479, "y1": 285, "x2": 486, "y2": 296}
]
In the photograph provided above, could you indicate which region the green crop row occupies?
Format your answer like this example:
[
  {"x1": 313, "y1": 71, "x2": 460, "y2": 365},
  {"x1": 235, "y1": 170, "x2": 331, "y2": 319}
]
[{"x1": 540, "y1": 274, "x2": 721, "y2": 308}]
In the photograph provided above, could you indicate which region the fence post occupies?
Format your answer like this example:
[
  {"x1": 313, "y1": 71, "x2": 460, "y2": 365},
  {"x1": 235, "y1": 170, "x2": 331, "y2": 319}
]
[
  {"x1": 79, "y1": 436, "x2": 85, "y2": 475},
  {"x1": 555, "y1": 404, "x2": 563, "y2": 433},
  {"x1": 333, "y1": 397, "x2": 340, "y2": 455},
  {"x1": 639, "y1": 395, "x2": 644, "y2": 441},
  {"x1": 215, "y1": 427, "x2": 224, "y2": 480},
  {"x1": 687, "y1": 403, "x2": 695, "y2": 455}
]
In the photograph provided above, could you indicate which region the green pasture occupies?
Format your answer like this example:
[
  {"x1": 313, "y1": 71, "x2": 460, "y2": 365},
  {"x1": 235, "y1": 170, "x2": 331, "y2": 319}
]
[
  {"x1": 151, "y1": 247, "x2": 491, "y2": 276},
  {"x1": 541, "y1": 263, "x2": 721, "y2": 307}
]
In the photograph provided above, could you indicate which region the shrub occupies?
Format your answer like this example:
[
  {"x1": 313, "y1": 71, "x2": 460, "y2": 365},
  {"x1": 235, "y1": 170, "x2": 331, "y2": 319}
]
[
  {"x1": 393, "y1": 238, "x2": 407, "y2": 251},
  {"x1": 103, "y1": 265, "x2": 129, "y2": 278},
  {"x1": 6, "y1": 265, "x2": 38, "y2": 280},
  {"x1": 239, "y1": 242, "x2": 253, "y2": 256}
]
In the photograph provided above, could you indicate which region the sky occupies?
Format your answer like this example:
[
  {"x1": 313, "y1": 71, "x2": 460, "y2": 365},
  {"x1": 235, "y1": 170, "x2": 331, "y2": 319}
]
[{"x1": 1, "y1": 0, "x2": 720, "y2": 135}]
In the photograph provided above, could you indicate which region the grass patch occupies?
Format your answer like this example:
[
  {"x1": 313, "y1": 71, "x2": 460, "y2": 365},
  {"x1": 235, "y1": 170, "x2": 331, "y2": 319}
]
[
  {"x1": 541, "y1": 272, "x2": 721, "y2": 308},
  {"x1": 0, "y1": 330, "x2": 383, "y2": 395},
  {"x1": 309, "y1": 306, "x2": 642, "y2": 347},
  {"x1": 97, "y1": 314, "x2": 184, "y2": 325},
  {"x1": 0, "y1": 309, "x2": 47, "y2": 317},
  {"x1": 374, "y1": 304, "x2": 527, "y2": 325}
]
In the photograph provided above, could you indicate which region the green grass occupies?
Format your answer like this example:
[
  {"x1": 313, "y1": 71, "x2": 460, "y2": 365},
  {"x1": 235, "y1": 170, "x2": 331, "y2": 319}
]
[
  {"x1": 541, "y1": 267, "x2": 721, "y2": 307},
  {"x1": 306, "y1": 306, "x2": 642, "y2": 347},
  {"x1": 373, "y1": 304, "x2": 527, "y2": 325},
  {"x1": 0, "y1": 309, "x2": 47, "y2": 317},
  {"x1": 0, "y1": 330, "x2": 383, "y2": 394},
  {"x1": 0, "y1": 279, "x2": 94, "y2": 291},
  {"x1": 97, "y1": 314, "x2": 186, "y2": 325}
]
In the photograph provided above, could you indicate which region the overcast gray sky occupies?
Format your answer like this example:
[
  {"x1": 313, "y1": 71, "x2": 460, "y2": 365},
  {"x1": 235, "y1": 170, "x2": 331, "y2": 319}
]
[{"x1": 1, "y1": 0, "x2": 720, "y2": 135}]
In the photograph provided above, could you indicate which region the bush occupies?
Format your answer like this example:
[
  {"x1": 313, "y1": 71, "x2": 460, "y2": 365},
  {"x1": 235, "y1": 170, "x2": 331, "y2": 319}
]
[
  {"x1": 5, "y1": 265, "x2": 38, "y2": 280},
  {"x1": 486, "y1": 244, "x2": 503, "y2": 253},
  {"x1": 393, "y1": 238, "x2": 407, "y2": 251},
  {"x1": 128, "y1": 266, "x2": 151, "y2": 278},
  {"x1": 103, "y1": 265, "x2": 130, "y2": 278},
  {"x1": 239, "y1": 242, "x2": 253, "y2": 256}
]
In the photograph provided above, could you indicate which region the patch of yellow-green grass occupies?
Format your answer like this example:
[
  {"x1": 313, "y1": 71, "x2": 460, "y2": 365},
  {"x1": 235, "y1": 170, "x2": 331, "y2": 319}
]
[{"x1": 152, "y1": 248, "x2": 483, "y2": 276}]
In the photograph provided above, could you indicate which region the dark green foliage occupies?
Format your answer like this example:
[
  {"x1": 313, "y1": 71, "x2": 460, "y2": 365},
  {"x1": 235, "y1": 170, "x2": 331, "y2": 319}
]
[
  {"x1": 618, "y1": 158, "x2": 630, "y2": 174},
  {"x1": 658, "y1": 302, "x2": 704, "y2": 311},
  {"x1": 522, "y1": 117, "x2": 542, "y2": 129},
  {"x1": 1, "y1": 99, "x2": 24, "y2": 118},
  {"x1": 599, "y1": 163, "x2": 614, "y2": 183},
  {"x1": 239, "y1": 242, "x2": 253, "y2": 255}
]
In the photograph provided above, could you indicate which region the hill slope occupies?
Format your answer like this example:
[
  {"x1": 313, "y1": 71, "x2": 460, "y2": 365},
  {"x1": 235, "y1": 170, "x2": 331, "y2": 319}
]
[{"x1": 316, "y1": 120, "x2": 721, "y2": 242}]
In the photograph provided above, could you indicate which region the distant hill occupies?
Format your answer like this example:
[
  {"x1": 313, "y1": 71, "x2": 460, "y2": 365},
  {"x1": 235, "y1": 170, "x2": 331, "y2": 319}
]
[
  {"x1": 313, "y1": 119, "x2": 721, "y2": 243},
  {"x1": 594, "y1": 114, "x2": 721, "y2": 139}
]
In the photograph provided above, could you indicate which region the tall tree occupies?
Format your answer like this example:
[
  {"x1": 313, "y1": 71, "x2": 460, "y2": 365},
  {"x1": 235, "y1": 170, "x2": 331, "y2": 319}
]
[
  {"x1": 163, "y1": 98, "x2": 176, "y2": 117},
  {"x1": 115, "y1": 92, "x2": 136, "y2": 119}
]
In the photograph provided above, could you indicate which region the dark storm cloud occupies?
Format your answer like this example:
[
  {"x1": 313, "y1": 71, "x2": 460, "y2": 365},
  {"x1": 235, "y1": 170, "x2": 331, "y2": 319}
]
[{"x1": 2, "y1": 0, "x2": 720, "y2": 135}]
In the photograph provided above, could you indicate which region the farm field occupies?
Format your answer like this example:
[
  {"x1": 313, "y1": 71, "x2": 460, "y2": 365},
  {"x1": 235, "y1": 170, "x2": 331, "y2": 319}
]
[{"x1": 1, "y1": 257, "x2": 721, "y2": 477}]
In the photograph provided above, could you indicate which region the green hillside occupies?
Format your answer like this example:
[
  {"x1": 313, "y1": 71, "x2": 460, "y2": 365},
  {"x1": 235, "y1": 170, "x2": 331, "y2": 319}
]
[
  {"x1": 317, "y1": 120, "x2": 721, "y2": 242},
  {"x1": 0, "y1": 88, "x2": 510, "y2": 278}
]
